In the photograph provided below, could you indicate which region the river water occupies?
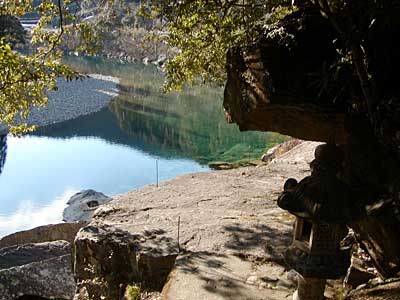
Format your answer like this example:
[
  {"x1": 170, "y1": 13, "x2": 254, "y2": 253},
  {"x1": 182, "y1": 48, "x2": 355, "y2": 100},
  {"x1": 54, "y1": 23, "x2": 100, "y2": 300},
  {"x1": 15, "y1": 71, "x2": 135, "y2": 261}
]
[{"x1": 0, "y1": 57, "x2": 286, "y2": 237}]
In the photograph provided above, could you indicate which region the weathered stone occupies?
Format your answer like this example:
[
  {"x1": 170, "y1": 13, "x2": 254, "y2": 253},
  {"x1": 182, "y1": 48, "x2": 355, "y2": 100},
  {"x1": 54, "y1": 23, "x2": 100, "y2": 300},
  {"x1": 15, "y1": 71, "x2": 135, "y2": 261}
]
[
  {"x1": 0, "y1": 240, "x2": 70, "y2": 270},
  {"x1": 223, "y1": 9, "x2": 351, "y2": 143},
  {"x1": 0, "y1": 222, "x2": 85, "y2": 249},
  {"x1": 73, "y1": 224, "x2": 177, "y2": 299},
  {"x1": 73, "y1": 142, "x2": 322, "y2": 299},
  {"x1": 63, "y1": 189, "x2": 112, "y2": 222},
  {"x1": 0, "y1": 240, "x2": 75, "y2": 300},
  {"x1": 293, "y1": 276, "x2": 326, "y2": 300},
  {"x1": 246, "y1": 275, "x2": 259, "y2": 285}
]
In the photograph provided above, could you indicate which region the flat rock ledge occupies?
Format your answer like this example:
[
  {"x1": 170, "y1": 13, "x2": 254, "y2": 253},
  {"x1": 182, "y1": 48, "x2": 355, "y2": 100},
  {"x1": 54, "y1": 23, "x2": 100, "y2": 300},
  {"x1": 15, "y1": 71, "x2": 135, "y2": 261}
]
[{"x1": 73, "y1": 141, "x2": 322, "y2": 300}]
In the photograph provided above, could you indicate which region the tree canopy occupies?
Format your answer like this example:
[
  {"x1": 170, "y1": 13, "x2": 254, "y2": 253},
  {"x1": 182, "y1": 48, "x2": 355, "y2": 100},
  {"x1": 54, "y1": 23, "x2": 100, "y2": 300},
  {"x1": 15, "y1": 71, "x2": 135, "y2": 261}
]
[
  {"x1": 1, "y1": 0, "x2": 399, "y2": 142},
  {"x1": 0, "y1": 0, "x2": 95, "y2": 135}
]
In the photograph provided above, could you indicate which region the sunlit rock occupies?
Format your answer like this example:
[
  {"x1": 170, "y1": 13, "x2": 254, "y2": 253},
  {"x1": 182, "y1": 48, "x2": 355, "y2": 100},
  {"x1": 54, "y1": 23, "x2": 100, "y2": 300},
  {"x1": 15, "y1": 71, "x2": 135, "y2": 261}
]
[{"x1": 63, "y1": 189, "x2": 112, "y2": 223}]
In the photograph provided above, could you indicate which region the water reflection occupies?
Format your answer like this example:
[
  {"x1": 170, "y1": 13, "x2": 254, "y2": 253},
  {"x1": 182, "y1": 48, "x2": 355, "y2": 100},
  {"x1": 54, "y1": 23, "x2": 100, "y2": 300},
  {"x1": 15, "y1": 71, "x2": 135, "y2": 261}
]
[
  {"x1": 0, "y1": 134, "x2": 208, "y2": 237},
  {"x1": 0, "y1": 189, "x2": 77, "y2": 237},
  {"x1": 0, "y1": 57, "x2": 288, "y2": 237},
  {"x1": 62, "y1": 56, "x2": 287, "y2": 164}
]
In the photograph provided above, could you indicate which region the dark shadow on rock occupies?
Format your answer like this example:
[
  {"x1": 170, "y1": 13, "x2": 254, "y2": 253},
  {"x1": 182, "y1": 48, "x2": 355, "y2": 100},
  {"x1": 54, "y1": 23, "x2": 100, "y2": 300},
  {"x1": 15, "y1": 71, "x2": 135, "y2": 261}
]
[
  {"x1": 223, "y1": 222, "x2": 292, "y2": 265},
  {"x1": 174, "y1": 251, "x2": 248, "y2": 299},
  {"x1": 75, "y1": 219, "x2": 293, "y2": 299}
]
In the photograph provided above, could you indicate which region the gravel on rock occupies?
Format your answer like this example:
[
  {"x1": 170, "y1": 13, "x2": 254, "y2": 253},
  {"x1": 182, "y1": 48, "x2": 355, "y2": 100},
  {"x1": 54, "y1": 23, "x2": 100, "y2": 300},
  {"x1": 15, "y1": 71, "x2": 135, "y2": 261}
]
[{"x1": 0, "y1": 74, "x2": 119, "y2": 134}]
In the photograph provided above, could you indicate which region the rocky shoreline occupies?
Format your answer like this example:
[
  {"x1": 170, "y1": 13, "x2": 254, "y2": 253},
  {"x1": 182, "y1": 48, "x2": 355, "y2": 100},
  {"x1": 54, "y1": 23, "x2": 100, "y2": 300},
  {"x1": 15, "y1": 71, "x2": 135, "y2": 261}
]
[
  {"x1": 0, "y1": 141, "x2": 398, "y2": 300},
  {"x1": 0, "y1": 74, "x2": 119, "y2": 135}
]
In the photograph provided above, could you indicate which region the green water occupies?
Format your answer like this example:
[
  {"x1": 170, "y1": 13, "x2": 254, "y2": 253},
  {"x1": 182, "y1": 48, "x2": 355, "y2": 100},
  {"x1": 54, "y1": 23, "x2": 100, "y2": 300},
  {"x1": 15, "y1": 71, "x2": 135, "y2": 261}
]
[
  {"x1": 65, "y1": 56, "x2": 288, "y2": 165},
  {"x1": 0, "y1": 56, "x2": 288, "y2": 236}
]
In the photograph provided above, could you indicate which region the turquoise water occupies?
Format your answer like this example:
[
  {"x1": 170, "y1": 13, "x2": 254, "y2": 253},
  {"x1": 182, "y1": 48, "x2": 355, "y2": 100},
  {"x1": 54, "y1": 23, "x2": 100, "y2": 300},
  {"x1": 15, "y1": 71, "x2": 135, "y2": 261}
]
[
  {"x1": 0, "y1": 57, "x2": 286, "y2": 237},
  {"x1": 0, "y1": 133, "x2": 206, "y2": 236}
]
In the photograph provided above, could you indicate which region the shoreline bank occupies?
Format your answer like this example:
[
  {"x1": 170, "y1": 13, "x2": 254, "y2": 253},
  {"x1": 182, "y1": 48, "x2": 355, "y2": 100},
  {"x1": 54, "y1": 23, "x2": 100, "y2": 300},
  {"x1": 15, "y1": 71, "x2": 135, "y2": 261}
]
[{"x1": 0, "y1": 73, "x2": 119, "y2": 135}]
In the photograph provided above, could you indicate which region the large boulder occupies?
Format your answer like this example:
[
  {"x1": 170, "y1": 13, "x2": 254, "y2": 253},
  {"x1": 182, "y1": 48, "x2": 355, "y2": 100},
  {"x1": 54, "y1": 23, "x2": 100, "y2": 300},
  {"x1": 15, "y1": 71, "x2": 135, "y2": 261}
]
[
  {"x1": 223, "y1": 9, "x2": 351, "y2": 144},
  {"x1": 0, "y1": 240, "x2": 70, "y2": 269},
  {"x1": 0, "y1": 241, "x2": 75, "y2": 300},
  {"x1": 0, "y1": 222, "x2": 85, "y2": 249},
  {"x1": 74, "y1": 224, "x2": 177, "y2": 299},
  {"x1": 63, "y1": 189, "x2": 112, "y2": 222}
]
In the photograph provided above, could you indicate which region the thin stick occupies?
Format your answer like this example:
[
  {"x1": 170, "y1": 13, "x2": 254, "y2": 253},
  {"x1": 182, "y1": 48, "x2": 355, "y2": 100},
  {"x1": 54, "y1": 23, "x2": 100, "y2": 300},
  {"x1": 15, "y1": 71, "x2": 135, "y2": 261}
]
[
  {"x1": 177, "y1": 216, "x2": 181, "y2": 252},
  {"x1": 156, "y1": 159, "x2": 159, "y2": 187}
]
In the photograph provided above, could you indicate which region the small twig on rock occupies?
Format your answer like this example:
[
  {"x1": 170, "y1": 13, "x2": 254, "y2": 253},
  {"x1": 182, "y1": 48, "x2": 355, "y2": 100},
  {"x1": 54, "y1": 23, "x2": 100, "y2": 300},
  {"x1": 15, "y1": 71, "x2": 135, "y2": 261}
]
[{"x1": 177, "y1": 216, "x2": 181, "y2": 252}]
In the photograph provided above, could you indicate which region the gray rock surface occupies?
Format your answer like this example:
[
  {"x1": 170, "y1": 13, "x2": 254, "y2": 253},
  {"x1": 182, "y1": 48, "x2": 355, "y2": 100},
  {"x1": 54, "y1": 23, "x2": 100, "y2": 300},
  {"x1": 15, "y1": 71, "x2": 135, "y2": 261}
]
[
  {"x1": 63, "y1": 189, "x2": 112, "y2": 222},
  {"x1": 0, "y1": 222, "x2": 85, "y2": 249},
  {"x1": 0, "y1": 241, "x2": 75, "y2": 300},
  {"x1": 73, "y1": 141, "x2": 322, "y2": 299},
  {"x1": 0, "y1": 241, "x2": 70, "y2": 270},
  {"x1": 163, "y1": 252, "x2": 292, "y2": 300}
]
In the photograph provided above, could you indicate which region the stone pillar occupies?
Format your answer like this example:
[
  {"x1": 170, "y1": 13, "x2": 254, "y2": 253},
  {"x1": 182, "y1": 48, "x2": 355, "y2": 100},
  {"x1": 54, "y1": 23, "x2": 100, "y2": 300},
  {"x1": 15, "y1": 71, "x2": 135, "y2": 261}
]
[{"x1": 293, "y1": 275, "x2": 326, "y2": 300}]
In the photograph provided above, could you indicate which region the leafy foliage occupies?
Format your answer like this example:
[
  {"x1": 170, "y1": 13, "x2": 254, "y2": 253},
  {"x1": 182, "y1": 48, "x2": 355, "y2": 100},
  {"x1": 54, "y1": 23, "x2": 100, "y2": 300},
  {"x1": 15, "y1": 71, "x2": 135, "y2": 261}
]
[
  {"x1": 0, "y1": 15, "x2": 26, "y2": 46},
  {"x1": 0, "y1": 0, "x2": 94, "y2": 135},
  {"x1": 142, "y1": 0, "x2": 293, "y2": 91}
]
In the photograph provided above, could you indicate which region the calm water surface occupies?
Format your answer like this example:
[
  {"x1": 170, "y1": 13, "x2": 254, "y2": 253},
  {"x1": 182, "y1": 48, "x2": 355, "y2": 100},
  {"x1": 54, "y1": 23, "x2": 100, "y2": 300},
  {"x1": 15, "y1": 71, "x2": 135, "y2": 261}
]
[{"x1": 0, "y1": 57, "x2": 286, "y2": 236}]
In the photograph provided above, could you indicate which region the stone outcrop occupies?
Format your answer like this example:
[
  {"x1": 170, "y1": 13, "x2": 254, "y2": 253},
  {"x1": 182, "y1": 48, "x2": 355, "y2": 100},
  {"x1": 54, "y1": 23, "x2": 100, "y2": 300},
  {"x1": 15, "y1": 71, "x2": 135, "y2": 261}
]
[
  {"x1": 223, "y1": 6, "x2": 400, "y2": 278},
  {"x1": 162, "y1": 252, "x2": 293, "y2": 300},
  {"x1": 0, "y1": 222, "x2": 85, "y2": 249},
  {"x1": 63, "y1": 189, "x2": 112, "y2": 222},
  {"x1": 223, "y1": 9, "x2": 352, "y2": 144},
  {"x1": 73, "y1": 224, "x2": 177, "y2": 299},
  {"x1": 73, "y1": 142, "x2": 329, "y2": 299},
  {"x1": 0, "y1": 241, "x2": 70, "y2": 269},
  {"x1": 0, "y1": 241, "x2": 75, "y2": 300},
  {"x1": 0, "y1": 223, "x2": 84, "y2": 300}
]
